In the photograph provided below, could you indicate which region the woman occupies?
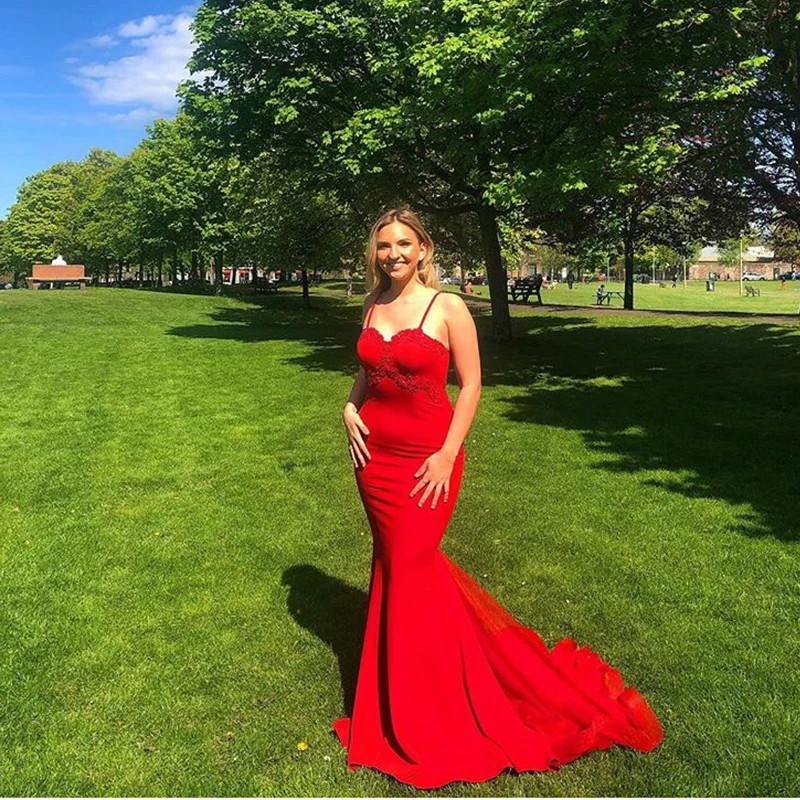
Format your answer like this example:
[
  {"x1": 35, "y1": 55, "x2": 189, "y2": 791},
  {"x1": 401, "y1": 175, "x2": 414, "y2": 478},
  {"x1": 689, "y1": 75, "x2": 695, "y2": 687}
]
[{"x1": 334, "y1": 208, "x2": 663, "y2": 788}]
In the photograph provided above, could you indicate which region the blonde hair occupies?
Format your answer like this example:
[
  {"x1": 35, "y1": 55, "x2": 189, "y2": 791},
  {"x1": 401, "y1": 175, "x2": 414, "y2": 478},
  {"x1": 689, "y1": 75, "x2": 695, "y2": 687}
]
[{"x1": 365, "y1": 208, "x2": 438, "y2": 294}]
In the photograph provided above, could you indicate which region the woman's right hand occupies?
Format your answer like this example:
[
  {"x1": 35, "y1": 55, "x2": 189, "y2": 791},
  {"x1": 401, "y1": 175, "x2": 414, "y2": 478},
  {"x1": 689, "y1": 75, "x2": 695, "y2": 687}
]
[{"x1": 343, "y1": 402, "x2": 371, "y2": 468}]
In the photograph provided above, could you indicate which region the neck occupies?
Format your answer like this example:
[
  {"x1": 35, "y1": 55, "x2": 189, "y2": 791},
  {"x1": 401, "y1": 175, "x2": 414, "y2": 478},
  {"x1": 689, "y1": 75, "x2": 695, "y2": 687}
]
[{"x1": 382, "y1": 274, "x2": 426, "y2": 302}]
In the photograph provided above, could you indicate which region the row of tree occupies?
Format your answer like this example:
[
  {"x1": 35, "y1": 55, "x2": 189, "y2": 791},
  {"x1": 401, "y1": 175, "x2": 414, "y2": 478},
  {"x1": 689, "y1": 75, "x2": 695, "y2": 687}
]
[
  {"x1": 0, "y1": 117, "x2": 356, "y2": 294},
  {"x1": 2, "y1": 0, "x2": 798, "y2": 338}
]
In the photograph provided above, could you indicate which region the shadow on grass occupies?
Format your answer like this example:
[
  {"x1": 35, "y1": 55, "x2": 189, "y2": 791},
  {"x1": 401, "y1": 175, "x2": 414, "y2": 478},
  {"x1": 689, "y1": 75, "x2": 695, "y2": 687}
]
[
  {"x1": 168, "y1": 292, "x2": 799, "y2": 542},
  {"x1": 282, "y1": 564, "x2": 367, "y2": 716}
]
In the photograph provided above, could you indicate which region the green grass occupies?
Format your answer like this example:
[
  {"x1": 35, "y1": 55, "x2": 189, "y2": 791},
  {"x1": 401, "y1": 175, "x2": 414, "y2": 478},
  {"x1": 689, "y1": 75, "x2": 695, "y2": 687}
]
[
  {"x1": 1, "y1": 287, "x2": 798, "y2": 796},
  {"x1": 457, "y1": 278, "x2": 800, "y2": 316}
]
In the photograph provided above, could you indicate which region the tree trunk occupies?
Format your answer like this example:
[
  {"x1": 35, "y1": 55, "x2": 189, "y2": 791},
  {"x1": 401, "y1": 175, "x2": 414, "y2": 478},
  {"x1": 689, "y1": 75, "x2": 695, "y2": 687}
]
[
  {"x1": 477, "y1": 204, "x2": 512, "y2": 341},
  {"x1": 214, "y1": 250, "x2": 223, "y2": 295},
  {"x1": 171, "y1": 245, "x2": 179, "y2": 287},
  {"x1": 104, "y1": 259, "x2": 110, "y2": 286},
  {"x1": 623, "y1": 209, "x2": 637, "y2": 310},
  {"x1": 117, "y1": 260, "x2": 123, "y2": 285},
  {"x1": 157, "y1": 250, "x2": 163, "y2": 289},
  {"x1": 138, "y1": 248, "x2": 144, "y2": 288},
  {"x1": 301, "y1": 268, "x2": 310, "y2": 309},
  {"x1": 191, "y1": 250, "x2": 199, "y2": 281}
]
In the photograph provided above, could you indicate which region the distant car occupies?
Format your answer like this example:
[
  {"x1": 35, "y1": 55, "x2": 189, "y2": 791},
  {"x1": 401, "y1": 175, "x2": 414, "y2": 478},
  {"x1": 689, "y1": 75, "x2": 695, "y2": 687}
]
[
  {"x1": 742, "y1": 271, "x2": 766, "y2": 281},
  {"x1": 778, "y1": 271, "x2": 800, "y2": 281},
  {"x1": 633, "y1": 273, "x2": 651, "y2": 284}
]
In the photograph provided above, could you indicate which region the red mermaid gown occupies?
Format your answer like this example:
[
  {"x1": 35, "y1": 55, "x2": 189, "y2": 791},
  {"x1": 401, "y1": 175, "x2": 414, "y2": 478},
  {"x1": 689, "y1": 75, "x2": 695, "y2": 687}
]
[{"x1": 333, "y1": 292, "x2": 663, "y2": 788}]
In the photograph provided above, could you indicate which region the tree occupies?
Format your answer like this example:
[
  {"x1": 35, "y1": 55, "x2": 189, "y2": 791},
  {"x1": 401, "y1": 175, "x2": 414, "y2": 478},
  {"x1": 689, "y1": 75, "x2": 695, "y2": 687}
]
[
  {"x1": 1, "y1": 161, "x2": 82, "y2": 275},
  {"x1": 186, "y1": 0, "x2": 760, "y2": 337},
  {"x1": 741, "y1": 1, "x2": 800, "y2": 228},
  {"x1": 769, "y1": 220, "x2": 800, "y2": 266}
]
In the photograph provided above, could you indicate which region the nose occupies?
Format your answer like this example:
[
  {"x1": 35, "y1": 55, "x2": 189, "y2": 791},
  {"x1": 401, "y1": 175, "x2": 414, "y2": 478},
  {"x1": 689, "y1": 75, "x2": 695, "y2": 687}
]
[{"x1": 388, "y1": 245, "x2": 402, "y2": 260}]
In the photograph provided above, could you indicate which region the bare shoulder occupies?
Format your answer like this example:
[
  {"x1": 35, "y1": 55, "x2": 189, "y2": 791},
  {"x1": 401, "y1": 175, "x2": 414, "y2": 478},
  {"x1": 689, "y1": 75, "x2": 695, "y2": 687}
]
[
  {"x1": 361, "y1": 289, "x2": 381, "y2": 321},
  {"x1": 438, "y1": 290, "x2": 471, "y2": 319}
]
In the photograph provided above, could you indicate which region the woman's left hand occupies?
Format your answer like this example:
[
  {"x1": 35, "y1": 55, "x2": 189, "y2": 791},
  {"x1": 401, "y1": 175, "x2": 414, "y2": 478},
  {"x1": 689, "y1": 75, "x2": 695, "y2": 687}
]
[{"x1": 410, "y1": 450, "x2": 456, "y2": 510}]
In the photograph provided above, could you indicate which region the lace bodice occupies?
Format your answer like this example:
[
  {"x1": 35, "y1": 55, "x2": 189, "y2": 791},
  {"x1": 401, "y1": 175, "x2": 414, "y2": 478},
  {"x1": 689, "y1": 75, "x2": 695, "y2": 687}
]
[{"x1": 357, "y1": 293, "x2": 450, "y2": 405}]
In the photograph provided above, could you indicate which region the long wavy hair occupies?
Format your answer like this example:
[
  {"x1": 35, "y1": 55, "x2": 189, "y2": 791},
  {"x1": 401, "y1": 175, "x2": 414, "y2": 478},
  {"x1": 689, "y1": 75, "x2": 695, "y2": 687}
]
[{"x1": 365, "y1": 208, "x2": 438, "y2": 294}]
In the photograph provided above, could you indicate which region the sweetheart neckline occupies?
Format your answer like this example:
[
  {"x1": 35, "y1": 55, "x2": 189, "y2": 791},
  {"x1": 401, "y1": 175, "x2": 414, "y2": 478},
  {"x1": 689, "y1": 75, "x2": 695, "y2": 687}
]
[{"x1": 360, "y1": 325, "x2": 449, "y2": 354}]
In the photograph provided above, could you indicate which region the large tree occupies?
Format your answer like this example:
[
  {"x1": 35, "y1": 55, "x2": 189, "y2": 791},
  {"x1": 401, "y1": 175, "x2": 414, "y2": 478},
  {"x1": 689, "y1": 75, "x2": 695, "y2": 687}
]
[
  {"x1": 1, "y1": 161, "x2": 82, "y2": 274},
  {"x1": 742, "y1": 0, "x2": 800, "y2": 227},
  {"x1": 185, "y1": 0, "x2": 761, "y2": 337}
]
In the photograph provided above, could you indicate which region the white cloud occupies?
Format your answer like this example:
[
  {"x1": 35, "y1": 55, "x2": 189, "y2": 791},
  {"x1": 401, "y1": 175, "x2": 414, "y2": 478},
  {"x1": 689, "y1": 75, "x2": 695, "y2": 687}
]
[
  {"x1": 85, "y1": 34, "x2": 117, "y2": 48},
  {"x1": 69, "y1": 13, "x2": 195, "y2": 114},
  {"x1": 118, "y1": 15, "x2": 172, "y2": 39},
  {"x1": 98, "y1": 107, "x2": 166, "y2": 127}
]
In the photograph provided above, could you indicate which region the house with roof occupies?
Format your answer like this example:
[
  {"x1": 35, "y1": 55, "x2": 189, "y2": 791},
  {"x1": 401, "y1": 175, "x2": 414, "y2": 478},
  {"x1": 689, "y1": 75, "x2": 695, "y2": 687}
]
[{"x1": 688, "y1": 245, "x2": 792, "y2": 281}]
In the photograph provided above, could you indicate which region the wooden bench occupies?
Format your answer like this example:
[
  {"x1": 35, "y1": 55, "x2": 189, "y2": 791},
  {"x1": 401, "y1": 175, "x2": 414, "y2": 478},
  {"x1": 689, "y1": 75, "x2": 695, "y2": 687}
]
[
  {"x1": 596, "y1": 290, "x2": 624, "y2": 305},
  {"x1": 253, "y1": 278, "x2": 279, "y2": 293},
  {"x1": 507, "y1": 279, "x2": 543, "y2": 304},
  {"x1": 29, "y1": 265, "x2": 90, "y2": 291},
  {"x1": 745, "y1": 285, "x2": 761, "y2": 297}
]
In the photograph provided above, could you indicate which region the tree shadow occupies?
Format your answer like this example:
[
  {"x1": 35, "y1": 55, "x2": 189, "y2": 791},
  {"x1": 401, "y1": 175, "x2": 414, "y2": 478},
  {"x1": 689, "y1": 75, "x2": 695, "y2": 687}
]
[
  {"x1": 486, "y1": 316, "x2": 799, "y2": 542},
  {"x1": 167, "y1": 293, "x2": 799, "y2": 542},
  {"x1": 282, "y1": 564, "x2": 367, "y2": 716}
]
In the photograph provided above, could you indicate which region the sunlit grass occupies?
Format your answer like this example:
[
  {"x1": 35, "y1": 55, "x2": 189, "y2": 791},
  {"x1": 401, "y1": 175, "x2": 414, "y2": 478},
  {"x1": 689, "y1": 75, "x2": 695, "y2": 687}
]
[
  {"x1": 452, "y1": 278, "x2": 800, "y2": 316},
  {"x1": 1, "y1": 287, "x2": 798, "y2": 796}
]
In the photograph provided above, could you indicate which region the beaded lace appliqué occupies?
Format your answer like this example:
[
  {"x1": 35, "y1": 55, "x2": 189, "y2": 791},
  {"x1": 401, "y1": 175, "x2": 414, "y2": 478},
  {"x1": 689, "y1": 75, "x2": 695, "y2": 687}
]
[{"x1": 361, "y1": 328, "x2": 448, "y2": 404}]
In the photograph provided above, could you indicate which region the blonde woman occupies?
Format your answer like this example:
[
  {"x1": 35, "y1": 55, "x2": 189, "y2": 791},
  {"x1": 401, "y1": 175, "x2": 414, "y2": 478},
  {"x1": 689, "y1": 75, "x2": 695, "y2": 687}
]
[{"x1": 334, "y1": 208, "x2": 663, "y2": 788}]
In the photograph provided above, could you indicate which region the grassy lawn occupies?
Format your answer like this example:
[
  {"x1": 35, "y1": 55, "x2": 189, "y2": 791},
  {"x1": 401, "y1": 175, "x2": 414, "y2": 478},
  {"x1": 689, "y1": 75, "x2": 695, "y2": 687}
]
[
  {"x1": 1, "y1": 287, "x2": 798, "y2": 796},
  {"x1": 457, "y1": 278, "x2": 800, "y2": 316}
]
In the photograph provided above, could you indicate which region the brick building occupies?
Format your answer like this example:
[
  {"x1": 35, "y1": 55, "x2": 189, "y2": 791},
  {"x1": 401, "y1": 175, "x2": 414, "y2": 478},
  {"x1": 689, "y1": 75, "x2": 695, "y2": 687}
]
[{"x1": 689, "y1": 245, "x2": 792, "y2": 280}]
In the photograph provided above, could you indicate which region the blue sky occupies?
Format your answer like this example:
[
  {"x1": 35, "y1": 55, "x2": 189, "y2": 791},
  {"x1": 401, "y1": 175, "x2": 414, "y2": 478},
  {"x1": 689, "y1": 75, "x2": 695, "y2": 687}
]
[{"x1": 0, "y1": 1, "x2": 197, "y2": 216}]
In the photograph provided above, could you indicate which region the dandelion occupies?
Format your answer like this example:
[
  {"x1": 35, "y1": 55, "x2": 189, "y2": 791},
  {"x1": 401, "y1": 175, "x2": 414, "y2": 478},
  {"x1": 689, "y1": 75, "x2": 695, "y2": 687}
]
[{"x1": 297, "y1": 740, "x2": 308, "y2": 752}]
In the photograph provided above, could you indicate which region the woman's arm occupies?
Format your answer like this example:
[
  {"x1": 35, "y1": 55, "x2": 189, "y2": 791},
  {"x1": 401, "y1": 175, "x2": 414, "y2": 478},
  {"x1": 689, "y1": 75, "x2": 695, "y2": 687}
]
[
  {"x1": 343, "y1": 293, "x2": 378, "y2": 467},
  {"x1": 345, "y1": 367, "x2": 369, "y2": 413},
  {"x1": 439, "y1": 294, "x2": 481, "y2": 458},
  {"x1": 411, "y1": 293, "x2": 481, "y2": 508}
]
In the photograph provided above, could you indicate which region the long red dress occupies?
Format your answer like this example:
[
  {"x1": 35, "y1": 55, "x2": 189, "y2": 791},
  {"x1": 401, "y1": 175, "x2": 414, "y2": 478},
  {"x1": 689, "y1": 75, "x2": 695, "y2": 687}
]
[{"x1": 333, "y1": 292, "x2": 663, "y2": 788}]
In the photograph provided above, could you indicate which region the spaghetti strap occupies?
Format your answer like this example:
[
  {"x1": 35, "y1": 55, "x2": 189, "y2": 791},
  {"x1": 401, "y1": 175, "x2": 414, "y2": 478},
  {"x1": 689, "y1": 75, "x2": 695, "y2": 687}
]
[
  {"x1": 365, "y1": 293, "x2": 383, "y2": 328},
  {"x1": 418, "y1": 291, "x2": 441, "y2": 329}
]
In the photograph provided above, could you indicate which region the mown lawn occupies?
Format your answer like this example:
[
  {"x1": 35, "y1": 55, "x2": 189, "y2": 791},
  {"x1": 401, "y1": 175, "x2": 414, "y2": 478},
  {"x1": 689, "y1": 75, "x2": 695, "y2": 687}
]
[
  {"x1": 1, "y1": 287, "x2": 798, "y2": 797},
  {"x1": 459, "y1": 278, "x2": 800, "y2": 316}
]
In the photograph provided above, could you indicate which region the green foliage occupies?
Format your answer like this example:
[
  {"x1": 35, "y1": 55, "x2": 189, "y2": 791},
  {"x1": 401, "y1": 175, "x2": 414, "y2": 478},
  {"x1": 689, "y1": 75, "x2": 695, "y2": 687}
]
[
  {"x1": 1, "y1": 161, "x2": 83, "y2": 273},
  {"x1": 769, "y1": 221, "x2": 800, "y2": 265}
]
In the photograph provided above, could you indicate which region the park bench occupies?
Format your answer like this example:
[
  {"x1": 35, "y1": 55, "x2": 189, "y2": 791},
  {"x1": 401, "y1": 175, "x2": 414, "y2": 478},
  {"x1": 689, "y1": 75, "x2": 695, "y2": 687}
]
[
  {"x1": 596, "y1": 290, "x2": 624, "y2": 305},
  {"x1": 28, "y1": 264, "x2": 90, "y2": 291},
  {"x1": 745, "y1": 285, "x2": 761, "y2": 297},
  {"x1": 254, "y1": 277, "x2": 279, "y2": 293},
  {"x1": 507, "y1": 279, "x2": 543, "y2": 304}
]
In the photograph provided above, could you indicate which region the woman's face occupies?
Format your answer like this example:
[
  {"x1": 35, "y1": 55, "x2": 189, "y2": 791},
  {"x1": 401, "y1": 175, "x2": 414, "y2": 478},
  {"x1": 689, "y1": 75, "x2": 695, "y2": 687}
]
[{"x1": 376, "y1": 222, "x2": 426, "y2": 283}]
